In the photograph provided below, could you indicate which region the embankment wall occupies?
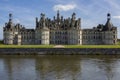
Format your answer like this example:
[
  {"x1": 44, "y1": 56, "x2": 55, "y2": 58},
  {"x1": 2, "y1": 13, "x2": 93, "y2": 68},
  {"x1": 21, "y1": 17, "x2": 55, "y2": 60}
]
[{"x1": 0, "y1": 48, "x2": 120, "y2": 55}]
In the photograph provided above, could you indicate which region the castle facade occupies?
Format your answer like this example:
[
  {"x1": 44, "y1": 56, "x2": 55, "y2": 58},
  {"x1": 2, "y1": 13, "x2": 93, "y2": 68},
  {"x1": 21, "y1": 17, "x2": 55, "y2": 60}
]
[{"x1": 3, "y1": 11, "x2": 117, "y2": 45}]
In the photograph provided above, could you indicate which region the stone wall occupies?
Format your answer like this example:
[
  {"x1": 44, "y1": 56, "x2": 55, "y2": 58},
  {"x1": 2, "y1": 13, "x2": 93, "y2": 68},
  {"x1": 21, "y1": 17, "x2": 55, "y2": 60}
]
[{"x1": 0, "y1": 48, "x2": 120, "y2": 55}]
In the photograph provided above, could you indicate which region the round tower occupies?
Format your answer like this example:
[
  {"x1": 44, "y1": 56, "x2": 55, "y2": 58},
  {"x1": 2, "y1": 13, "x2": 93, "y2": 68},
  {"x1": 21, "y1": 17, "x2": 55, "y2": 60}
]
[
  {"x1": 35, "y1": 13, "x2": 50, "y2": 45},
  {"x1": 4, "y1": 28, "x2": 14, "y2": 45},
  {"x1": 3, "y1": 13, "x2": 14, "y2": 44}
]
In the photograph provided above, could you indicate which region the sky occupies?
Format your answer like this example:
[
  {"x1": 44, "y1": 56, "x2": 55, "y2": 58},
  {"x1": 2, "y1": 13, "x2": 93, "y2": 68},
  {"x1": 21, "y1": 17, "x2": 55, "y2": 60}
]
[{"x1": 0, "y1": 0, "x2": 120, "y2": 39}]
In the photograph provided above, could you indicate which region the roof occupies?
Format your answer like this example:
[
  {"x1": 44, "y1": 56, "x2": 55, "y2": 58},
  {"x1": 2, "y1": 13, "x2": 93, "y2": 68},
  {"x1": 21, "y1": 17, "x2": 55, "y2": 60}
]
[
  {"x1": 104, "y1": 19, "x2": 113, "y2": 31},
  {"x1": 20, "y1": 29, "x2": 35, "y2": 32}
]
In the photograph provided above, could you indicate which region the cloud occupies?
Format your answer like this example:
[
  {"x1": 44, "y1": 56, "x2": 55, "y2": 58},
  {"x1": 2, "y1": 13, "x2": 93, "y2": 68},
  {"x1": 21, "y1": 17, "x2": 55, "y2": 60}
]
[
  {"x1": 53, "y1": 4, "x2": 77, "y2": 11},
  {"x1": 113, "y1": 16, "x2": 120, "y2": 19}
]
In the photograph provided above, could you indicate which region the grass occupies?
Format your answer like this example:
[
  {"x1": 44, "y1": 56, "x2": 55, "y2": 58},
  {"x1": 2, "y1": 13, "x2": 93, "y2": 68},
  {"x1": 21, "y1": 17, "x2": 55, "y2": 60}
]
[
  {"x1": 117, "y1": 41, "x2": 120, "y2": 45},
  {"x1": 0, "y1": 44, "x2": 120, "y2": 48},
  {"x1": 0, "y1": 45, "x2": 54, "y2": 48},
  {"x1": 64, "y1": 45, "x2": 120, "y2": 48}
]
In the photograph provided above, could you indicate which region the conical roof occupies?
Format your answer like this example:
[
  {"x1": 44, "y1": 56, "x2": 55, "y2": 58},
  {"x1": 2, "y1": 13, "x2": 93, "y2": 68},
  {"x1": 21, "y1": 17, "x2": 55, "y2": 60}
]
[
  {"x1": 103, "y1": 13, "x2": 113, "y2": 31},
  {"x1": 104, "y1": 19, "x2": 113, "y2": 30}
]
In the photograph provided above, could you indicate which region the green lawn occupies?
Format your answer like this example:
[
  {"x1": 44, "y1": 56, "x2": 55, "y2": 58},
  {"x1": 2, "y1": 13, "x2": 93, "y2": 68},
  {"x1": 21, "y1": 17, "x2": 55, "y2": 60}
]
[
  {"x1": 64, "y1": 45, "x2": 120, "y2": 48},
  {"x1": 0, "y1": 44, "x2": 120, "y2": 48},
  {"x1": 0, "y1": 45, "x2": 54, "y2": 48}
]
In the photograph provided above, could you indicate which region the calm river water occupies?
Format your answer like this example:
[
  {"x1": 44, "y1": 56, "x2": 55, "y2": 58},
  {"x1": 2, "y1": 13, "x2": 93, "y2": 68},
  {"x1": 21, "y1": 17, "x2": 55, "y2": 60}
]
[{"x1": 0, "y1": 55, "x2": 120, "y2": 80}]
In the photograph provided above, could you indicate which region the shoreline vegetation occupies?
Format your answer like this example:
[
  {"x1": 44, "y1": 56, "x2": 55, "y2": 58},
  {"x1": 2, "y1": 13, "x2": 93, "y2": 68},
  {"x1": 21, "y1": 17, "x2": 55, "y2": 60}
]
[{"x1": 0, "y1": 44, "x2": 120, "y2": 48}]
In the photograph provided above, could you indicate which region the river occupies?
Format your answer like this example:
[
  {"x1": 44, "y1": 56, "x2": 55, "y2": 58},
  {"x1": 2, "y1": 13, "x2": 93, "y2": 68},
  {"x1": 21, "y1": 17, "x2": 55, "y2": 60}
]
[{"x1": 0, "y1": 55, "x2": 120, "y2": 80}]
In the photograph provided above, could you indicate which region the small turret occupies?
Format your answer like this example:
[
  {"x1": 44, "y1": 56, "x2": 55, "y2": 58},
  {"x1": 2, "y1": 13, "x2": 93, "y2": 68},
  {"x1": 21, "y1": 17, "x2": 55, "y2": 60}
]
[
  {"x1": 42, "y1": 13, "x2": 46, "y2": 27},
  {"x1": 40, "y1": 13, "x2": 49, "y2": 30},
  {"x1": 9, "y1": 13, "x2": 12, "y2": 23},
  {"x1": 107, "y1": 13, "x2": 111, "y2": 20},
  {"x1": 57, "y1": 10, "x2": 60, "y2": 20},
  {"x1": 36, "y1": 17, "x2": 38, "y2": 28},
  {"x1": 70, "y1": 13, "x2": 76, "y2": 28},
  {"x1": 61, "y1": 16, "x2": 63, "y2": 21},
  {"x1": 77, "y1": 18, "x2": 81, "y2": 29},
  {"x1": 53, "y1": 16, "x2": 56, "y2": 20},
  {"x1": 5, "y1": 13, "x2": 14, "y2": 29},
  {"x1": 36, "y1": 17, "x2": 38, "y2": 23},
  {"x1": 72, "y1": 12, "x2": 76, "y2": 20}
]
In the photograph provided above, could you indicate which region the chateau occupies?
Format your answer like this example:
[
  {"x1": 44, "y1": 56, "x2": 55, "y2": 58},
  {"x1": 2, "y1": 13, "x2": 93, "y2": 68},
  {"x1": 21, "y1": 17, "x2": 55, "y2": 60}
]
[{"x1": 3, "y1": 11, "x2": 117, "y2": 45}]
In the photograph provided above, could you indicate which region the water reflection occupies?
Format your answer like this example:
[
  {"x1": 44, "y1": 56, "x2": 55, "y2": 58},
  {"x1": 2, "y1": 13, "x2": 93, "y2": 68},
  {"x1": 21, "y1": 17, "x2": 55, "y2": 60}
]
[
  {"x1": 35, "y1": 56, "x2": 81, "y2": 80},
  {"x1": 0, "y1": 55, "x2": 120, "y2": 80}
]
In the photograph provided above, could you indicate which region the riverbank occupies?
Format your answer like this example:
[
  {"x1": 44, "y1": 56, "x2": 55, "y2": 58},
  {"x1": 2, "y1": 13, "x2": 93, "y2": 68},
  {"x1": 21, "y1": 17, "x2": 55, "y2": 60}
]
[
  {"x1": 0, "y1": 45, "x2": 120, "y2": 48},
  {"x1": 0, "y1": 48, "x2": 120, "y2": 55}
]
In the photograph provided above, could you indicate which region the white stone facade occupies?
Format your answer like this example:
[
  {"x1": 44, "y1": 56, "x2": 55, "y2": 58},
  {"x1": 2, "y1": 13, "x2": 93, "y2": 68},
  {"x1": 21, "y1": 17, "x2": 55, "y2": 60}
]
[{"x1": 3, "y1": 12, "x2": 117, "y2": 45}]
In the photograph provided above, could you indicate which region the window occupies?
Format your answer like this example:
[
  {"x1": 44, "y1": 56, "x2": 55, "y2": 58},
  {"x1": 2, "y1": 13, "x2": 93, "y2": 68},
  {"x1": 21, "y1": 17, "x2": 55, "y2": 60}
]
[
  {"x1": 113, "y1": 40, "x2": 115, "y2": 44},
  {"x1": 113, "y1": 35, "x2": 116, "y2": 38},
  {"x1": 94, "y1": 36, "x2": 95, "y2": 39}
]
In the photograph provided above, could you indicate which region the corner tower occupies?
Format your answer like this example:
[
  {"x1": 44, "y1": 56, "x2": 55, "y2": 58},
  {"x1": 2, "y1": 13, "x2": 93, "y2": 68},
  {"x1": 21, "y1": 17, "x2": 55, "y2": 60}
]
[
  {"x1": 3, "y1": 13, "x2": 14, "y2": 44},
  {"x1": 35, "y1": 13, "x2": 50, "y2": 45},
  {"x1": 102, "y1": 13, "x2": 117, "y2": 44}
]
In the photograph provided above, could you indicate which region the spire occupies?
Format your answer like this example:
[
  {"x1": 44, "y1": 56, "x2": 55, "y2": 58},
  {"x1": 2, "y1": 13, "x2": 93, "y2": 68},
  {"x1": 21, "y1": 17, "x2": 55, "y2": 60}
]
[
  {"x1": 36, "y1": 17, "x2": 38, "y2": 28},
  {"x1": 57, "y1": 10, "x2": 60, "y2": 20},
  {"x1": 72, "y1": 12, "x2": 76, "y2": 20},
  {"x1": 53, "y1": 16, "x2": 55, "y2": 20},
  {"x1": 40, "y1": 13, "x2": 49, "y2": 30},
  {"x1": 43, "y1": 14, "x2": 46, "y2": 27},
  {"x1": 7, "y1": 13, "x2": 14, "y2": 29},
  {"x1": 107, "y1": 13, "x2": 111, "y2": 20},
  {"x1": 9, "y1": 13, "x2": 12, "y2": 23},
  {"x1": 61, "y1": 16, "x2": 63, "y2": 21},
  {"x1": 103, "y1": 13, "x2": 113, "y2": 31},
  {"x1": 36, "y1": 17, "x2": 38, "y2": 24}
]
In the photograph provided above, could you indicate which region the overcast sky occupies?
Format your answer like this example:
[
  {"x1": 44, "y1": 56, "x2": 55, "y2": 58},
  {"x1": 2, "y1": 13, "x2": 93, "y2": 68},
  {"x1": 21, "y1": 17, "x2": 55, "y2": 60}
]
[{"x1": 0, "y1": 0, "x2": 120, "y2": 39}]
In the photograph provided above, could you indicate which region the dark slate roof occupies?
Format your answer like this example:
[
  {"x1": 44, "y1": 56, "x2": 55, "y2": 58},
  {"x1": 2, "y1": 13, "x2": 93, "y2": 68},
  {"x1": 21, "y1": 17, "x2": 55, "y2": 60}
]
[
  {"x1": 103, "y1": 19, "x2": 113, "y2": 31},
  {"x1": 20, "y1": 29, "x2": 35, "y2": 32}
]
